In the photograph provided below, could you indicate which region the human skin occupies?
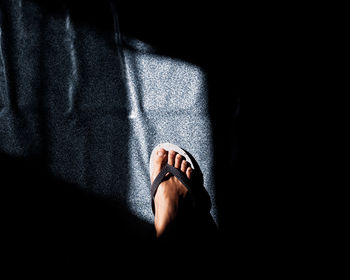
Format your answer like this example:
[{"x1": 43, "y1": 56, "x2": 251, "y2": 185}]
[{"x1": 150, "y1": 148, "x2": 192, "y2": 237}]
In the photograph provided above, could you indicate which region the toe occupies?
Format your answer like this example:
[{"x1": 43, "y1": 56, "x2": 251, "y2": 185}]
[
  {"x1": 168, "y1": 150, "x2": 176, "y2": 166},
  {"x1": 174, "y1": 154, "x2": 182, "y2": 169},
  {"x1": 151, "y1": 148, "x2": 167, "y2": 183},
  {"x1": 186, "y1": 167, "x2": 192, "y2": 179},
  {"x1": 181, "y1": 160, "x2": 187, "y2": 172}
]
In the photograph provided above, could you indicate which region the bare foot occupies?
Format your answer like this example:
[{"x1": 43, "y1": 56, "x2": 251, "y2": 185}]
[{"x1": 151, "y1": 148, "x2": 193, "y2": 237}]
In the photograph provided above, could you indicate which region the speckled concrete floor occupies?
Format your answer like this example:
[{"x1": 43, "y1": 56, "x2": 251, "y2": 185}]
[
  {"x1": 0, "y1": 0, "x2": 217, "y2": 235},
  {"x1": 122, "y1": 41, "x2": 216, "y2": 224}
]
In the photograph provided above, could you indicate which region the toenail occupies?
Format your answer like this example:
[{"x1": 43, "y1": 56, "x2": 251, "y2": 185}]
[{"x1": 157, "y1": 150, "x2": 164, "y2": 157}]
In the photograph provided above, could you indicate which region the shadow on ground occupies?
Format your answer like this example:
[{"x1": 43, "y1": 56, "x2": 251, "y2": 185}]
[
  {"x1": 1, "y1": 0, "x2": 245, "y2": 276},
  {"x1": 1, "y1": 151, "x2": 220, "y2": 276},
  {"x1": 0, "y1": 153, "x2": 154, "y2": 275}
]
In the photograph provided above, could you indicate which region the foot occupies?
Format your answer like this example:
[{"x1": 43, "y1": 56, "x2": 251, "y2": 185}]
[{"x1": 151, "y1": 148, "x2": 193, "y2": 237}]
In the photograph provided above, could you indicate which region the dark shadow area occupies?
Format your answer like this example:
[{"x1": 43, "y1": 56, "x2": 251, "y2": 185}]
[
  {"x1": 185, "y1": 149, "x2": 217, "y2": 232},
  {"x1": 0, "y1": 153, "x2": 157, "y2": 277},
  {"x1": 1, "y1": 153, "x2": 220, "y2": 277}
]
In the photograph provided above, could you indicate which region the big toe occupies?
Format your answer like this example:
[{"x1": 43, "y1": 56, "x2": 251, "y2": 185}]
[{"x1": 151, "y1": 148, "x2": 167, "y2": 183}]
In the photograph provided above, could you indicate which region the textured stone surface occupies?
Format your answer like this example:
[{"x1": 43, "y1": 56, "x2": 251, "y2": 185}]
[
  {"x1": 0, "y1": 0, "x2": 217, "y2": 234},
  {"x1": 123, "y1": 45, "x2": 215, "y2": 223}
]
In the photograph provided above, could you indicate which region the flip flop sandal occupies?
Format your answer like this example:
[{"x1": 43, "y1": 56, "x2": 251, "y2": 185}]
[{"x1": 149, "y1": 143, "x2": 195, "y2": 214}]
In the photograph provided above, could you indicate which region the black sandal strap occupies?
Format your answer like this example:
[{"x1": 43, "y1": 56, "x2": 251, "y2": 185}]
[{"x1": 151, "y1": 163, "x2": 191, "y2": 213}]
